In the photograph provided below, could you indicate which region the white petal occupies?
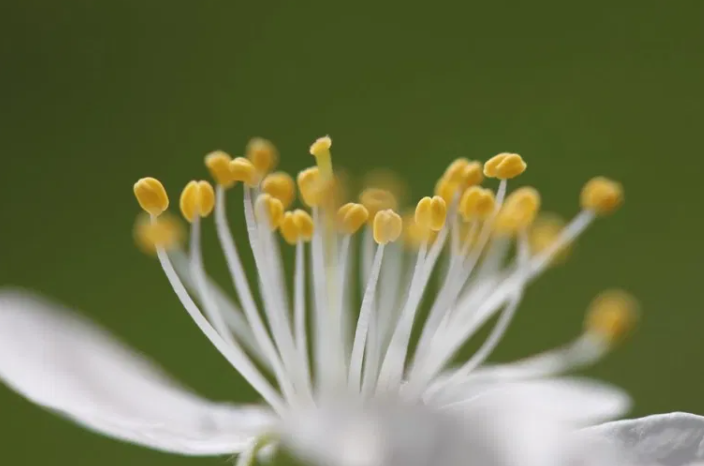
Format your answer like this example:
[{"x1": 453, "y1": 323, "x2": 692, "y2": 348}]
[
  {"x1": 283, "y1": 399, "x2": 619, "y2": 466},
  {"x1": 436, "y1": 376, "x2": 630, "y2": 425},
  {"x1": 583, "y1": 412, "x2": 704, "y2": 466},
  {"x1": 0, "y1": 289, "x2": 277, "y2": 455}
]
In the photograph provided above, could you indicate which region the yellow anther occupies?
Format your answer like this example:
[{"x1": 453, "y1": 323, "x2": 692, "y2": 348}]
[
  {"x1": 483, "y1": 153, "x2": 527, "y2": 179},
  {"x1": 337, "y1": 203, "x2": 369, "y2": 235},
  {"x1": 414, "y1": 196, "x2": 447, "y2": 232},
  {"x1": 362, "y1": 169, "x2": 408, "y2": 207},
  {"x1": 134, "y1": 213, "x2": 184, "y2": 254},
  {"x1": 204, "y1": 151, "x2": 235, "y2": 188},
  {"x1": 246, "y1": 137, "x2": 278, "y2": 177},
  {"x1": 585, "y1": 289, "x2": 639, "y2": 345},
  {"x1": 403, "y1": 213, "x2": 437, "y2": 248},
  {"x1": 255, "y1": 193, "x2": 284, "y2": 230},
  {"x1": 280, "y1": 212, "x2": 299, "y2": 245},
  {"x1": 459, "y1": 186, "x2": 496, "y2": 221},
  {"x1": 528, "y1": 213, "x2": 571, "y2": 264},
  {"x1": 179, "y1": 180, "x2": 215, "y2": 223},
  {"x1": 230, "y1": 157, "x2": 258, "y2": 187},
  {"x1": 359, "y1": 188, "x2": 398, "y2": 221},
  {"x1": 463, "y1": 161, "x2": 484, "y2": 187},
  {"x1": 373, "y1": 209, "x2": 403, "y2": 245},
  {"x1": 444, "y1": 158, "x2": 471, "y2": 184},
  {"x1": 580, "y1": 176, "x2": 624, "y2": 215},
  {"x1": 297, "y1": 167, "x2": 326, "y2": 207},
  {"x1": 494, "y1": 187, "x2": 541, "y2": 234},
  {"x1": 293, "y1": 209, "x2": 314, "y2": 242},
  {"x1": 133, "y1": 177, "x2": 169, "y2": 217},
  {"x1": 434, "y1": 176, "x2": 462, "y2": 204},
  {"x1": 262, "y1": 172, "x2": 296, "y2": 209}
]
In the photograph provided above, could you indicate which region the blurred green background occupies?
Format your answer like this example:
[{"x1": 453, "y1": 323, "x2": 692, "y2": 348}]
[{"x1": 1, "y1": 1, "x2": 703, "y2": 465}]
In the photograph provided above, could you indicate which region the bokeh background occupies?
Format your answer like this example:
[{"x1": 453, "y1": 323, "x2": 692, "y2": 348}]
[{"x1": 2, "y1": 1, "x2": 703, "y2": 465}]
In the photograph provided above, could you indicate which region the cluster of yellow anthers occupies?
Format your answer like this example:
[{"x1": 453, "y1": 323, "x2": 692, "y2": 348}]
[{"x1": 132, "y1": 135, "x2": 637, "y2": 412}]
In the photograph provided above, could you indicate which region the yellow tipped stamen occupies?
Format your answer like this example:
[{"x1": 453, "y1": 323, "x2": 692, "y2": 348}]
[
  {"x1": 434, "y1": 177, "x2": 461, "y2": 205},
  {"x1": 246, "y1": 138, "x2": 279, "y2": 177},
  {"x1": 297, "y1": 167, "x2": 326, "y2": 207},
  {"x1": 280, "y1": 212, "x2": 299, "y2": 245},
  {"x1": 580, "y1": 176, "x2": 624, "y2": 215},
  {"x1": 494, "y1": 186, "x2": 541, "y2": 234},
  {"x1": 585, "y1": 290, "x2": 639, "y2": 345},
  {"x1": 373, "y1": 209, "x2": 403, "y2": 245},
  {"x1": 293, "y1": 209, "x2": 314, "y2": 242},
  {"x1": 459, "y1": 186, "x2": 496, "y2": 221},
  {"x1": 230, "y1": 157, "x2": 258, "y2": 187},
  {"x1": 444, "y1": 158, "x2": 471, "y2": 184},
  {"x1": 204, "y1": 151, "x2": 235, "y2": 188},
  {"x1": 444, "y1": 158, "x2": 484, "y2": 188},
  {"x1": 483, "y1": 153, "x2": 527, "y2": 179},
  {"x1": 403, "y1": 213, "x2": 437, "y2": 249},
  {"x1": 337, "y1": 203, "x2": 370, "y2": 235},
  {"x1": 414, "y1": 196, "x2": 447, "y2": 232},
  {"x1": 255, "y1": 194, "x2": 284, "y2": 230},
  {"x1": 262, "y1": 172, "x2": 296, "y2": 209},
  {"x1": 463, "y1": 161, "x2": 484, "y2": 187},
  {"x1": 528, "y1": 213, "x2": 571, "y2": 264},
  {"x1": 133, "y1": 177, "x2": 169, "y2": 217},
  {"x1": 134, "y1": 213, "x2": 184, "y2": 254},
  {"x1": 360, "y1": 188, "x2": 398, "y2": 221},
  {"x1": 179, "y1": 180, "x2": 215, "y2": 223}
]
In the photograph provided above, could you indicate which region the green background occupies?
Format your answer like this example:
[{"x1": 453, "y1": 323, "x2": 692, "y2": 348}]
[{"x1": 1, "y1": 1, "x2": 703, "y2": 465}]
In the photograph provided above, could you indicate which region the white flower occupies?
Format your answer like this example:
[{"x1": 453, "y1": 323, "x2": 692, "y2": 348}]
[{"x1": 0, "y1": 138, "x2": 643, "y2": 466}]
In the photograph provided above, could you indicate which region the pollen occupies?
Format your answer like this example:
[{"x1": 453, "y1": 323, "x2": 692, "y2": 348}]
[
  {"x1": 246, "y1": 137, "x2": 278, "y2": 178},
  {"x1": 483, "y1": 153, "x2": 527, "y2": 179},
  {"x1": 230, "y1": 157, "x2": 258, "y2": 187},
  {"x1": 495, "y1": 187, "x2": 541, "y2": 234},
  {"x1": 255, "y1": 193, "x2": 284, "y2": 230},
  {"x1": 179, "y1": 180, "x2": 215, "y2": 223},
  {"x1": 134, "y1": 213, "x2": 183, "y2": 254},
  {"x1": 373, "y1": 209, "x2": 403, "y2": 245},
  {"x1": 204, "y1": 151, "x2": 235, "y2": 188},
  {"x1": 360, "y1": 188, "x2": 398, "y2": 221},
  {"x1": 580, "y1": 176, "x2": 624, "y2": 215},
  {"x1": 262, "y1": 172, "x2": 296, "y2": 209},
  {"x1": 337, "y1": 203, "x2": 369, "y2": 235},
  {"x1": 459, "y1": 186, "x2": 496, "y2": 221},
  {"x1": 415, "y1": 196, "x2": 447, "y2": 232},
  {"x1": 133, "y1": 177, "x2": 169, "y2": 217},
  {"x1": 585, "y1": 289, "x2": 639, "y2": 345},
  {"x1": 528, "y1": 213, "x2": 571, "y2": 264}
]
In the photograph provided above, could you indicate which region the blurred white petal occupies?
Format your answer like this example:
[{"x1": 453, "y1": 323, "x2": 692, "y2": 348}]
[
  {"x1": 0, "y1": 289, "x2": 276, "y2": 455},
  {"x1": 583, "y1": 412, "x2": 704, "y2": 466},
  {"x1": 437, "y1": 376, "x2": 630, "y2": 425}
]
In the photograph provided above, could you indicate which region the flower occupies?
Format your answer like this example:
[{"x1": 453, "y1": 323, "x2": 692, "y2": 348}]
[{"x1": 0, "y1": 136, "x2": 647, "y2": 466}]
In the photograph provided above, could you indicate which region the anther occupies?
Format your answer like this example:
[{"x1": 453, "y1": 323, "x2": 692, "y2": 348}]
[
  {"x1": 246, "y1": 138, "x2": 278, "y2": 177},
  {"x1": 528, "y1": 213, "x2": 571, "y2": 264},
  {"x1": 293, "y1": 209, "x2": 314, "y2": 241},
  {"x1": 204, "y1": 151, "x2": 235, "y2": 188},
  {"x1": 585, "y1": 289, "x2": 639, "y2": 345},
  {"x1": 297, "y1": 167, "x2": 325, "y2": 207},
  {"x1": 360, "y1": 188, "x2": 398, "y2": 221},
  {"x1": 463, "y1": 161, "x2": 484, "y2": 186},
  {"x1": 262, "y1": 172, "x2": 296, "y2": 209},
  {"x1": 373, "y1": 209, "x2": 403, "y2": 245},
  {"x1": 134, "y1": 177, "x2": 169, "y2": 217},
  {"x1": 434, "y1": 177, "x2": 461, "y2": 205},
  {"x1": 280, "y1": 212, "x2": 299, "y2": 245},
  {"x1": 483, "y1": 153, "x2": 527, "y2": 179},
  {"x1": 134, "y1": 213, "x2": 183, "y2": 254},
  {"x1": 179, "y1": 180, "x2": 215, "y2": 223},
  {"x1": 337, "y1": 203, "x2": 369, "y2": 235},
  {"x1": 255, "y1": 194, "x2": 284, "y2": 230},
  {"x1": 494, "y1": 187, "x2": 541, "y2": 234},
  {"x1": 580, "y1": 176, "x2": 624, "y2": 215},
  {"x1": 415, "y1": 196, "x2": 447, "y2": 232},
  {"x1": 459, "y1": 186, "x2": 495, "y2": 221},
  {"x1": 230, "y1": 157, "x2": 258, "y2": 187},
  {"x1": 444, "y1": 158, "x2": 470, "y2": 184}
]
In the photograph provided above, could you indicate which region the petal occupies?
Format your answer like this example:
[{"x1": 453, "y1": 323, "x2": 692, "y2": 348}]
[
  {"x1": 583, "y1": 412, "x2": 704, "y2": 466},
  {"x1": 0, "y1": 289, "x2": 277, "y2": 455},
  {"x1": 435, "y1": 376, "x2": 631, "y2": 425}
]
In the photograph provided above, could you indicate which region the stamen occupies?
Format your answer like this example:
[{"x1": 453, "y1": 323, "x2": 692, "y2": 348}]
[
  {"x1": 179, "y1": 180, "x2": 215, "y2": 223},
  {"x1": 230, "y1": 157, "x2": 258, "y2": 187},
  {"x1": 133, "y1": 213, "x2": 183, "y2": 254},
  {"x1": 133, "y1": 177, "x2": 169, "y2": 217},
  {"x1": 262, "y1": 172, "x2": 296, "y2": 209},
  {"x1": 255, "y1": 194, "x2": 285, "y2": 231},
  {"x1": 580, "y1": 176, "x2": 624, "y2": 215},
  {"x1": 414, "y1": 196, "x2": 447, "y2": 232},
  {"x1": 205, "y1": 151, "x2": 236, "y2": 188},
  {"x1": 585, "y1": 289, "x2": 639, "y2": 345},
  {"x1": 246, "y1": 137, "x2": 279, "y2": 179},
  {"x1": 483, "y1": 152, "x2": 527, "y2": 179},
  {"x1": 337, "y1": 203, "x2": 369, "y2": 234}
]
